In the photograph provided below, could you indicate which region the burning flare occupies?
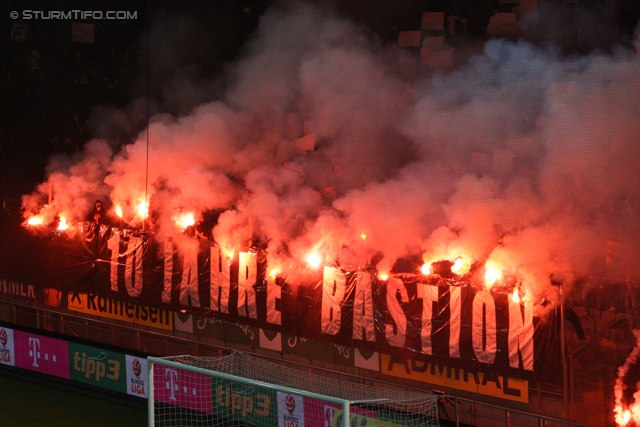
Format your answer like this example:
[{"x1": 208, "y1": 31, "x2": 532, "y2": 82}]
[
  {"x1": 615, "y1": 409, "x2": 631, "y2": 426},
  {"x1": 420, "y1": 263, "x2": 431, "y2": 275},
  {"x1": 114, "y1": 204, "x2": 123, "y2": 218},
  {"x1": 511, "y1": 288, "x2": 520, "y2": 303},
  {"x1": 377, "y1": 270, "x2": 389, "y2": 281},
  {"x1": 615, "y1": 330, "x2": 640, "y2": 426},
  {"x1": 27, "y1": 216, "x2": 44, "y2": 226},
  {"x1": 305, "y1": 252, "x2": 321, "y2": 269},
  {"x1": 268, "y1": 268, "x2": 280, "y2": 280},
  {"x1": 57, "y1": 217, "x2": 68, "y2": 231},
  {"x1": 484, "y1": 262, "x2": 502, "y2": 287},
  {"x1": 451, "y1": 257, "x2": 471, "y2": 275},
  {"x1": 135, "y1": 199, "x2": 149, "y2": 219},
  {"x1": 174, "y1": 212, "x2": 196, "y2": 230}
]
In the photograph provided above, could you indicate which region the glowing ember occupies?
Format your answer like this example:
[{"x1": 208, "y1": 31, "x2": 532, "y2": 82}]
[
  {"x1": 305, "y1": 252, "x2": 321, "y2": 269},
  {"x1": 484, "y1": 263, "x2": 502, "y2": 286},
  {"x1": 114, "y1": 204, "x2": 123, "y2": 218},
  {"x1": 420, "y1": 263, "x2": 431, "y2": 275},
  {"x1": 175, "y1": 212, "x2": 196, "y2": 230},
  {"x1": 27, "y1": 216, "x2": 44, "y2": 226},
  {"x1": 57, "y1": 218, "x2": 68, "y2": 231},
  {"x1": 378, "y1": 270, "x2": 389, "y2": 281}
]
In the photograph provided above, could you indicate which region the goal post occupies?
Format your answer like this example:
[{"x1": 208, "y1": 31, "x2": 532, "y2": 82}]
[
  {"x1": 148, "y1": 354, "x2": 351, "y2": 427},
  {"x1": 147, "y1": 351, "x2": 440, "y2": 427}
]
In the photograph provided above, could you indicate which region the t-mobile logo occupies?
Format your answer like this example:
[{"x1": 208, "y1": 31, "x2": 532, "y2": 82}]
[
  {"x1": 28, "y1": 337, "x2": 41, "y2": 367},
  {"x1": 165, "y1": 368, "x2": 179, "y2": 401},
  {"x1": 164, "y1": 368, "x2": 198, "y2": 400}
]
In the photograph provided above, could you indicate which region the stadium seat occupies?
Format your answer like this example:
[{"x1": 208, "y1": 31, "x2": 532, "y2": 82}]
[{"x1": 487, "y1": 13, "x2": 517, "y2": 36}]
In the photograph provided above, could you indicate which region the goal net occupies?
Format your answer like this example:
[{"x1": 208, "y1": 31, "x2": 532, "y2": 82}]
[{"x1": 148, "y1": 350, "x2": 440, "y2": 427}]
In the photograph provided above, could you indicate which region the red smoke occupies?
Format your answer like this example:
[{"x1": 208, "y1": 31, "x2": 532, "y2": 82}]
[{"x1": 21, "y1": 4, "x2": 640, "y2": 314}]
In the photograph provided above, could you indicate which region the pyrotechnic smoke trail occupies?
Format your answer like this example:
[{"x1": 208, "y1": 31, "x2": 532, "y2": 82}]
[
  {"x1": 615, "y1": 329, "x2": 640, "y2": 426},
  {"x1": 19, "y1": 3, "x2": 640, "y2": 304}
]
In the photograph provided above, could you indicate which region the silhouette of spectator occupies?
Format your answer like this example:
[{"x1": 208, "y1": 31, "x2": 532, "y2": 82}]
[
  {"x1": 467, "y1": 0, "x2": 498, "y2": 39},
  {"x1": 565, "y1": 304, "x2": 587, "y2": 341},
  {"x1": 87, "y1": 200, "x2": 111, "y2": 225},
  {"x1": 446, "y1": 0, "x2": 469, "y2": 38},
  {"x1": 29, "y1": 50, "x2": 42, "y2": 76},
  {"x1": 10, "y1": 20, "x2": 31, "y2": 44}
]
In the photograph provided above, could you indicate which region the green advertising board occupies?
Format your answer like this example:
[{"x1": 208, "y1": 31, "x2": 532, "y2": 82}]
[
  {"x1": 69, "y1": 342, "x2": 127, "y2": 393},
  {"x1": 212, "y1": 377, "x2": 278, "y2": 426}
]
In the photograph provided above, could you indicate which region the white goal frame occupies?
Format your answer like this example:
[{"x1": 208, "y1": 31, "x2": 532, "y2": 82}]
[
  {"x1": 147, "y1": 351, "x2": 440, "y2": 427},
  {"x1": 148, "y1": 355, "x2": 351, "y2": 427}
]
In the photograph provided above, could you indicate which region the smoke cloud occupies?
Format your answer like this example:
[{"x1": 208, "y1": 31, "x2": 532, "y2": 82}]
[
  {"x1": 615, "y1": 329, "x2": 640, "y2": 425},
  {"x1": 21, "y1": 3, "x2": 640, "y2": 309}
]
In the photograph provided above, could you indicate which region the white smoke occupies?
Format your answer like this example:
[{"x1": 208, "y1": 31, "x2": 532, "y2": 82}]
[{"x1": 21, "y1": 3, "x2": 640, "y2": 302}]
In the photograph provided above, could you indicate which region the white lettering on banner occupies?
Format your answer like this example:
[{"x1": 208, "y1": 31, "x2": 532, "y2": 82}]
[
  {"x1": 28, "y1": 337, "x2": 41, "y2": 367},
  {"x1": 99, "y1": 235, "x2": 536, "y2": 372},
  {"x1": 166, "y1": 368, "x2": 179, "y2": 400},
  {"x1": 508, "y1": 299, "x2": 534, "y2": 370},
  {"x1": 352, "y1": 271, "x2": 375, "y2": 341},
  {"x1": 417, "y1": 284, "x2": 438, "y2": 354},
  {"x1": 179, "y1": 238, "x2": 200, "y2": 307},
  {"x1": 266, "y1": 275, "x2": 281, "y2": 325},
  {"x1": 238, "y1": 252, "x2": 257, "y2": 319},
  {"x1": 162, "y1": 238, "x2": 173, "y2": 303},
  {"x1": 449, "y1": 286, "x2": 461, "y2": 358},
  {"x1": 108, "y1": 232, "x2": 144, "y2": 296},
  {"x1": 0, "y1": 280, "x2": 36, "y2": 299},
  {"x1": 124, "y1": 236, "x2": 144, "y2": 297},
  {"x1": 321, "y1": 267, "x2": 346, "y2": 335},
  {"x1": 107, "y1": 232, "x2": 120, "y2": 292},
  {"x1": 473, "y1": 290, "x2": 497, "y2": 364},
  {"x1": 210, "y1": 246, "x2": 230, "y2": 313},
  {"x1": 385, "y1": 277, "x2": 408, "y2": 347}
]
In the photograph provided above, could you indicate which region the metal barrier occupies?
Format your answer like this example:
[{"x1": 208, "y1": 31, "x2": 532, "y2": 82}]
[{"x1": 0, "y1": 298, "x2": 589, "y2": 427}]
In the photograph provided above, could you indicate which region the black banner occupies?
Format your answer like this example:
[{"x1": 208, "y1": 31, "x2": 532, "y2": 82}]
[{"x1": 0, "y1": 221, "x2": 561, "y2": 383}]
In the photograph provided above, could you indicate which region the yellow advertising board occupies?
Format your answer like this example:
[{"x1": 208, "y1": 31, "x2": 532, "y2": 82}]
[
  {"x1": 380, "y1": 353, "x2": 528, "y2": 403},
  {"x1": 68, "y1": 292, "x2": 173, "y2": 331},
  {"x1": 330, "y1": 410, "x2": 407, "y2": 427}
]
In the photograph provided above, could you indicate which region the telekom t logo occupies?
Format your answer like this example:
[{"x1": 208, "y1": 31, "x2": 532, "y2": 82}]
[
  {"x1": 165, "y1": 368, "x2": 179, "y2": 401},
  {"x1": 28, "y1": 337, "x2": 41, "y2": 367}
]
